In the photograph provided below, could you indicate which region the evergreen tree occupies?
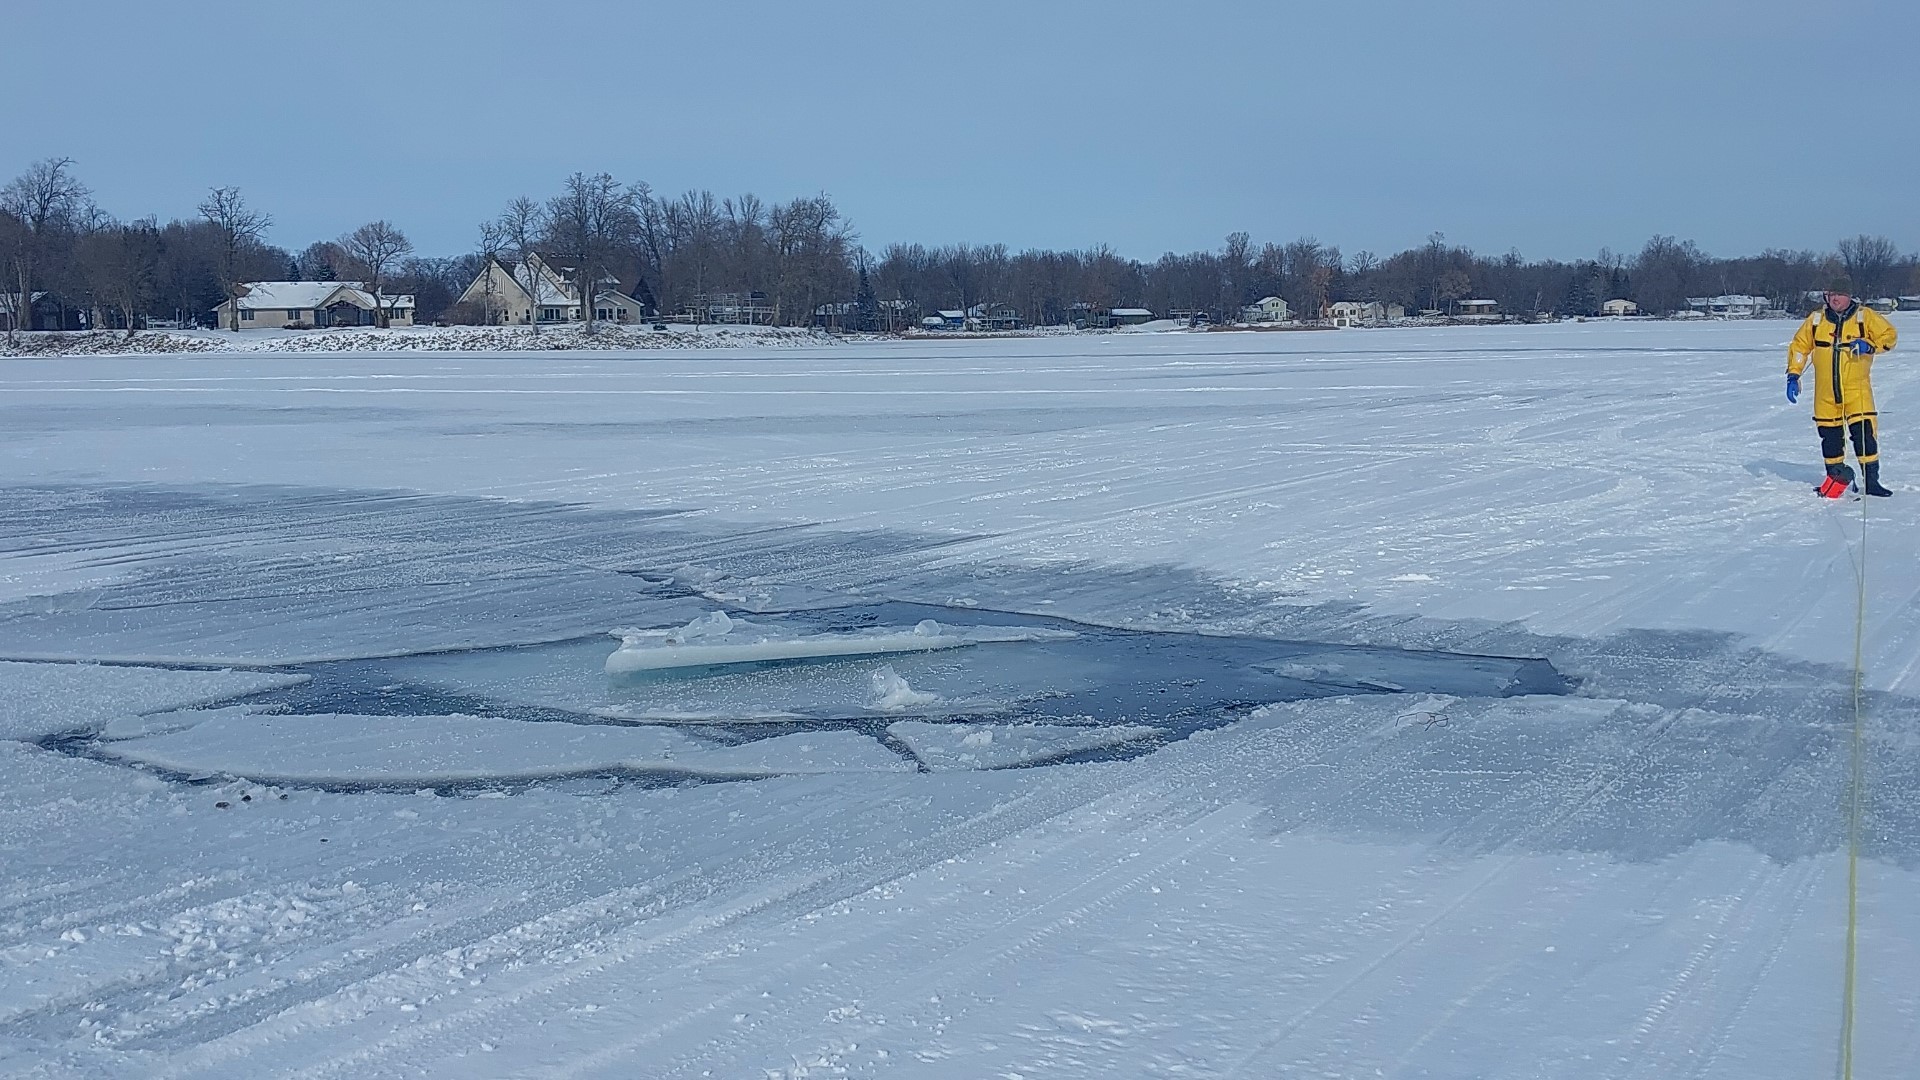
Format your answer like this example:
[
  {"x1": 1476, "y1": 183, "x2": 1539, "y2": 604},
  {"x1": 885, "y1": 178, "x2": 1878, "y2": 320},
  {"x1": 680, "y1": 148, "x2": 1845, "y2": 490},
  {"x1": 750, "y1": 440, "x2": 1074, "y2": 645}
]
[
  {"x1": 855, "y1": 261, "x2": 878, "y2": 332},
  {"x1": 297, "y1": 241, "x2": 338, "y2": 281},
  {"x1": 1558, "y1": 266, "x2": 1596, "y2": 315}
]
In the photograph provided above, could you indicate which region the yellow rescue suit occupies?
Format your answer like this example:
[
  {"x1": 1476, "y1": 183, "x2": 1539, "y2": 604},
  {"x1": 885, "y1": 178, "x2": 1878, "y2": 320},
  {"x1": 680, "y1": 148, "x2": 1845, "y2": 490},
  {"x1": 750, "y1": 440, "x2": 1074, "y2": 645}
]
[{"x1": 1788, "y1": 304, "x2": 1897, "y2": 426}]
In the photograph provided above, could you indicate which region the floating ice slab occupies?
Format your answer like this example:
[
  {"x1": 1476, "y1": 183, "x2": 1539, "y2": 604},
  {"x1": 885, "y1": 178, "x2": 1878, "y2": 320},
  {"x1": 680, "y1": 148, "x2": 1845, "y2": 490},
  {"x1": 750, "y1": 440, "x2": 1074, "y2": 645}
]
[
  {"x1": 0, "y1": 661, "x2": 308, "y2": 741},
  {"x1": 96, "y1": 712, "x2": 911, "y2": 786},
  {"x1": 1254, "y1": 648, "x2": 1545, "y2": 696},
  {"x1": 373, "y1": 634, "x2": 1025, "y2": 726},
  {"x1": 888, "y1": 720, "x2": 1161, "y2": 771},
  {"x1": 692, "y1": 731, "x2": 915, "y2": 776},
  {"x1": 605, "y1": 612, "x2": 1075, "y2": 676},
  {"x1": 97, "y1": 704, "x2": 272, "y2": 742}
]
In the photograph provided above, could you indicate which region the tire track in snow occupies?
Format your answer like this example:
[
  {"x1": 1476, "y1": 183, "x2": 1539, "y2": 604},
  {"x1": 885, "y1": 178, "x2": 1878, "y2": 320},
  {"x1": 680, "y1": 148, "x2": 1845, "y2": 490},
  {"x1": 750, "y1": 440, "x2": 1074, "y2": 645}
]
[
  {"x1": 1672, "y1": 856, "x2": 1828, "y2": 1080},
  {"x1": 1223, "y1": 705, "x2": 1688, "y2": 1077},
  {"x1": 558, "y1": 791, "x2": 1245, "y2": 1079},
  {"x1": 677, "y1": 803, "x2": 1267, "y2": 1080},
  {"x1": 1602, "y1": 859, "x2": 1779, "y2": 1080},
  {"x1": 150, "y1": 765, "x2": 1142, "y2": 1078}
]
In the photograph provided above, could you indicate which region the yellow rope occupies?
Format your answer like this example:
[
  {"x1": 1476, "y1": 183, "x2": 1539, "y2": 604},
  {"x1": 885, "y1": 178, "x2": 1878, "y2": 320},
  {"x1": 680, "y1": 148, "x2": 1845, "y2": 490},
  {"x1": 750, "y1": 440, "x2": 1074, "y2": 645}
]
[{"x1": 1838, "y1": 430, "x2": 1869, "y2": 1080}]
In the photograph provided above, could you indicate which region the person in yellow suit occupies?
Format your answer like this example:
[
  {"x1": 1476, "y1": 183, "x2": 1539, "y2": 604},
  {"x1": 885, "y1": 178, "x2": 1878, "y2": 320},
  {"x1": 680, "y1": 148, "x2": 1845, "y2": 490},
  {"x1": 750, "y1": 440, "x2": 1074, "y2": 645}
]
[{"x1": 1788, "y1": 279, "x2": 1899, "y2": 496}]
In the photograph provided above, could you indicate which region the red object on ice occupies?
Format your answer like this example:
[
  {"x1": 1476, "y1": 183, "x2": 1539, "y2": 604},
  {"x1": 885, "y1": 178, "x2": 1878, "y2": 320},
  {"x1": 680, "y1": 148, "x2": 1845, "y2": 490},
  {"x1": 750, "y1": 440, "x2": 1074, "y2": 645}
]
[{"x1": 1818, "y1": 474, "x2": 1853, "y2": 499}]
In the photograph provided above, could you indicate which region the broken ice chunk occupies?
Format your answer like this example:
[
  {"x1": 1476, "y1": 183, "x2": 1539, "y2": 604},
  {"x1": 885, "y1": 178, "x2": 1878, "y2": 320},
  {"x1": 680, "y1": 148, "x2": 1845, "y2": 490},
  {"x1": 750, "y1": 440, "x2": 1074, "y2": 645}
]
[
  {"x1": 868, "y1": 665, "x2": 940, "y2": 711},
  {"x1": 888, "y1": 721, "x2": 1161, "y2": 771},
  {"x1": 605, "y1": 613, "x2": 1076, "y2": 676}
]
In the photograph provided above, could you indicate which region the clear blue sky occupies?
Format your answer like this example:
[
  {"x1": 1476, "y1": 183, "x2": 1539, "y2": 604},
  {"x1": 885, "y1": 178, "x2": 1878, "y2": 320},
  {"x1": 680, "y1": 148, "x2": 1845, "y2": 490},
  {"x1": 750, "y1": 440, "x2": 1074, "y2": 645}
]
[{"x1": 6, "y1": 0, "x2": 1915, "y2": 262}]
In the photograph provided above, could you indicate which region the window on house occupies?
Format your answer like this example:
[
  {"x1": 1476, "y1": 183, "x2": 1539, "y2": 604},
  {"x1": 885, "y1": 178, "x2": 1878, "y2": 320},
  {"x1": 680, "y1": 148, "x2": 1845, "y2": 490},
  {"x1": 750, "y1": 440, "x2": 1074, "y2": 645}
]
[
  {"x1": 241, "y1": 309, "x2": 253, "y2": 322},
  {"x1": 287, "y1": 309, "x2": 302, "y2": 320}
]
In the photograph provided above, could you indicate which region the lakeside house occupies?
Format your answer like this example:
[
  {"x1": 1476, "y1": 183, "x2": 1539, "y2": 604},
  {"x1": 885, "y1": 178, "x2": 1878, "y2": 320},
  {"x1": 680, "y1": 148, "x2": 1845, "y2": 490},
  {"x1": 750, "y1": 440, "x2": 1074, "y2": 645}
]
[
  {"x1": 1684, "y1": 295, "x2": 1769, "y2": 318},
  {"x1": 1241, "y1": 296, "x2": 1291, "y2": 324},
  {"x1": 212, "y1": 282, "x2": 415, "y2": 329},
  {"x1": 968, "y1": 303, "x2": 1023, "y2": 331},
  {"x1": 1327, "y1": 300, "x2": 1404, "y2": 326},
  {"x1": 455, "y1": 252, "x2": 651, "y2": 325}
]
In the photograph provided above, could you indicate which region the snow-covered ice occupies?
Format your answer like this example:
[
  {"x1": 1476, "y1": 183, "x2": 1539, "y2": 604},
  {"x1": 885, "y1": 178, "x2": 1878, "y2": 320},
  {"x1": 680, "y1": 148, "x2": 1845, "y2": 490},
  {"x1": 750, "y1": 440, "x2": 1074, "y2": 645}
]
[
  {"x1": 0, "y1": 660, "x2": 307, "y2": 741},
  {"x1": 3, "y1": 320, "x2": 1919, "y2": 1077}
]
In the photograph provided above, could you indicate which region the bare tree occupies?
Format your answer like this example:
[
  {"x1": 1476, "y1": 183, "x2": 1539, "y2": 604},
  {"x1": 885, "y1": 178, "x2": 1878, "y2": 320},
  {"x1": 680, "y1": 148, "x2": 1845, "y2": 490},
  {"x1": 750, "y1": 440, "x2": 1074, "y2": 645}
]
[
  {"x1": 0, "y1": 212, "x2": 23, "y2": 336},
  {"x1": 663, "y1": 190, "x2": 723, "y2": 321},
  {"x1": 338, "y1": 220, "x2": 413, "y2": 327},
  {"x1": 197, "y1": 187, "x2": 272, "y2": 331},
  {"x1": 473, "y1": 221, "x2": 507, "y2": 325},
  {"x1": 544, "y1": 172, "x2": 643, "y2": 335},
  {"x1": 0, "y1": 158, "x2": 91, "y2": 341},
  {"x1": 1838, "y1": 235, "x2": 1900, "y2": 299},
  {"x1": 77, "y1": 217, "x2": 162, "y2": 338},
  {"x1": 1630, "y1": 235, "x2": 1704, "y2": 315},
  {"x1": 496, "y1": 196, "x2": 545, "y2": 333}
]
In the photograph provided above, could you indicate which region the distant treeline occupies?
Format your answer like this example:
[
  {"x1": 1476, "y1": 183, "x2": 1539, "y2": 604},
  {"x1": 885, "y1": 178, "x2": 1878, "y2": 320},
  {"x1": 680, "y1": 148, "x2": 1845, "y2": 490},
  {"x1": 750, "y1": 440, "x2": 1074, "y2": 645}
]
[{"x1": 2, "y1": 157, "x2": 1913, "y2": 335}]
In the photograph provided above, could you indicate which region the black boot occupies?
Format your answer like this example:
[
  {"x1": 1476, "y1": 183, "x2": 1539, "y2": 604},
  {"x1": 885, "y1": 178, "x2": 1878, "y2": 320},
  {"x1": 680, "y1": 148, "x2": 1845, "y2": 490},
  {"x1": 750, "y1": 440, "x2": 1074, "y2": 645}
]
[{"x1": 1865, "y1": 461, "x2": 1893, "y2": 497}]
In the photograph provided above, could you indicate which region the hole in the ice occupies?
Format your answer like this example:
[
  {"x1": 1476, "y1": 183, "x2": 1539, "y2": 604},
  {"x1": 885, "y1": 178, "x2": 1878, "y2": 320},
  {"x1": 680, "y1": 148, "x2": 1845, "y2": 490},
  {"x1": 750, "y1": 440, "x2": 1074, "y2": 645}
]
[{"x1": 43, "y1": 601, "x2": 1573, "y2": 793}]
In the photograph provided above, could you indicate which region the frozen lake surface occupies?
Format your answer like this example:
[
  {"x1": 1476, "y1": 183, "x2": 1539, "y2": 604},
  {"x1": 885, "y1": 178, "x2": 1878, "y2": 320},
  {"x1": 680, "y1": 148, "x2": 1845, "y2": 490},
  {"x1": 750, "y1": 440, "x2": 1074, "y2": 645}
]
[{"x1": 2, "y1": 320, "x2": 1918, "y2": 1077}]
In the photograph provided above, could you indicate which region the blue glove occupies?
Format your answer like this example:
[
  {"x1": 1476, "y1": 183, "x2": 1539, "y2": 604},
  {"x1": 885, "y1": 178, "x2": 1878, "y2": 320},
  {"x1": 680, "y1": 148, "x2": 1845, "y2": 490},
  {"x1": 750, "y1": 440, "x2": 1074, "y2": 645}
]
[
  {"x1": 1786, "y1": 373, "x2": 1800, "y2": 403},
  {"x1": 1847, "y1": 340, "x2": 1876, "y2": 355}
]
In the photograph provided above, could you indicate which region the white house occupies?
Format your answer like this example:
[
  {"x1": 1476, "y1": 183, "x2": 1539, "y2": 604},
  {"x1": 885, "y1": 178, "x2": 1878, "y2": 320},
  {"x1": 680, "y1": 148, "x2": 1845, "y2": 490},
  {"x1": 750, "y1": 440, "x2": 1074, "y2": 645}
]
[
  {"x1": 590, "y1": 290, "x2": 649, "y2": 324},
  {"x1": 1452, "y1": 299, "x2": 1500, "y2": 319},
  {"x1": 212, "y1": 282, "x2": 414, "y2": 329},
  {"x1": 966, "y1": 302, "x2": 1022, "y2": 331},
  {"x1": 1326, "y1": 300, "x2": 1403, "y2": 326},
  {"x1": 1110, "y1": 307, "x2": 1156, "y2": 326},
  {"x1": 456, "y1": 252, "x2": 650, "y2": 325},
  {"x1": 1685, "y1": 295, "x2": 1767, "y2": 318},
  {"x1": 1600, "y1": 298, "x2": 1639, "y2": 316},
  {"x1": 1241, "y1": 296, "x2": 1291, "y2": 324},
  {"x1": 458, "y1": 256, "x2": 573, "y2": 324}
]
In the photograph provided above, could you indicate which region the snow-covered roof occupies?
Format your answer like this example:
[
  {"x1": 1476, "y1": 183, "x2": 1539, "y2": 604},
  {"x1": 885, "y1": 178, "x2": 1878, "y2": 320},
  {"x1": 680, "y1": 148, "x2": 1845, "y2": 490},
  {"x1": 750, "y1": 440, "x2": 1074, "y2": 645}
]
[
  {"x1": 935, "y1": 310, "x2": 965, "y2": 319},
  {"x1": 1110, "y1": 308, "x2": 1154, "y2": 317},
  {"x1": 1456, "y1": 299, "x2": 1498, "y2": 307},
  {"x1": 1687, "y1": 294, "x2": 1766, "y2": 307},
  {"x1": 227, "y1": 282, "x2": 414, "y2": 311},
  {"x1": 513, "y1": 265, "x2": 574, "y2": 307},
  {"x1": 1251, "y1": 296, "x2": 1284, "y2": 305}
]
